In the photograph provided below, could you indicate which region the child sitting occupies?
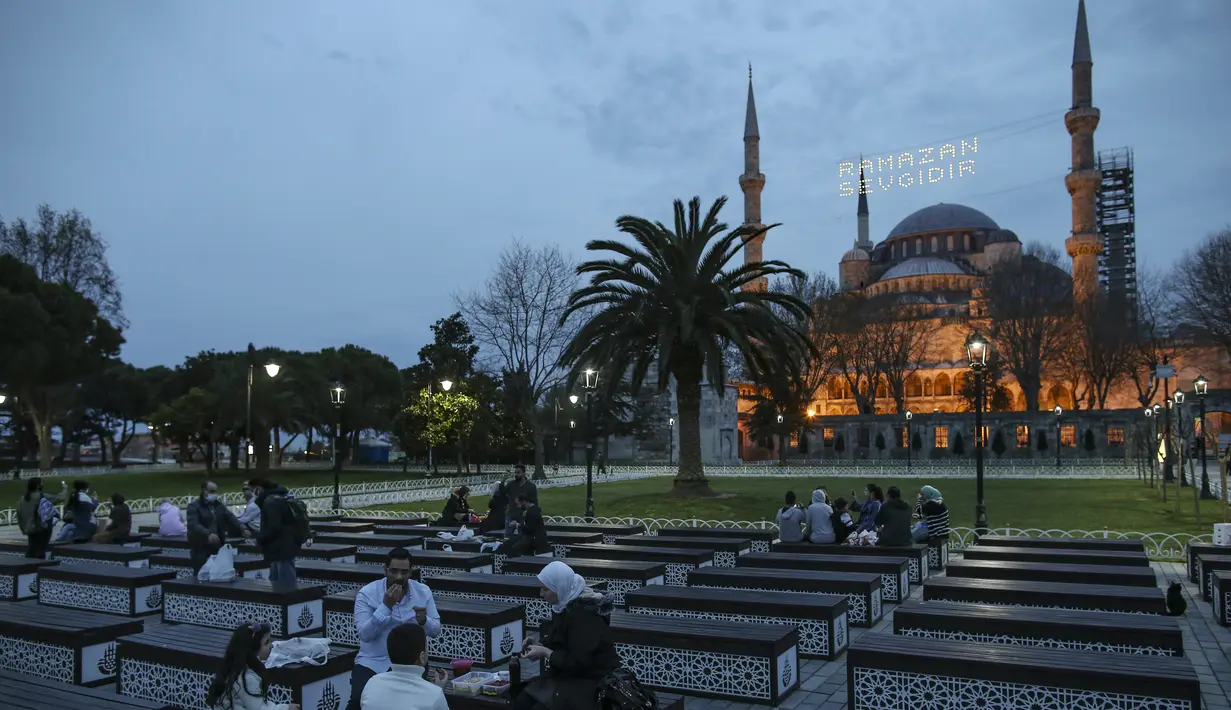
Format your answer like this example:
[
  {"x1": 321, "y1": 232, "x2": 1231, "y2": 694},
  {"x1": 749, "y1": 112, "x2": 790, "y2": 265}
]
[{"x1": 831, "y1": 498, "x2": 857, "y2": 545}]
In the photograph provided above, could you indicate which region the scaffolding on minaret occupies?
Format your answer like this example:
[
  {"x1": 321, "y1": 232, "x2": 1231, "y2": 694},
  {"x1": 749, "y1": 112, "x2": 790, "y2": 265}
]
[{"x1": 1096, "y1": 146, "x2": 1137, "y2": 319}]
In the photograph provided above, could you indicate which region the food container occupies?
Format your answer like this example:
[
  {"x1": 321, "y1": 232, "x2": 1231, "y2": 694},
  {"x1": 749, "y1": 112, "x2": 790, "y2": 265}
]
[
  {"x1": 452, "y1": 659, "x2": 474, "y2": 676},
  {"x1": 481, "y1": 678, "x2": 511, "y2": 697},
  {"x1": 450, "y1": 671, "x2": 495, "y2": 695}
]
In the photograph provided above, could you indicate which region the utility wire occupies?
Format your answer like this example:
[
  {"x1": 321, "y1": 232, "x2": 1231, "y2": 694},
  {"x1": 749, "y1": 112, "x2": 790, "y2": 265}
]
[{"x1": 831, "y1": 109, "x2": 1064, "y2": 165}]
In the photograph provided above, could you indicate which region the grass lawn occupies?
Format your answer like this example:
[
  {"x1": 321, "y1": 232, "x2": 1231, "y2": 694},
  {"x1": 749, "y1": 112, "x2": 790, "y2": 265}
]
[
  {"x1": 369, "y1": 475, "x2": 1229, "y2": 536},
  {"x1": 0, "y1": 468, "x2": 435, "y2": 504}
]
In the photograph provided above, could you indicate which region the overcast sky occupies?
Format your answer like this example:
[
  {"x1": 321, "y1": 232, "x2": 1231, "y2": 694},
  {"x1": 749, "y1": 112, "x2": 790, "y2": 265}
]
[{"x1": 2, "y1": 0, "x2": 1228, "y2": 369}]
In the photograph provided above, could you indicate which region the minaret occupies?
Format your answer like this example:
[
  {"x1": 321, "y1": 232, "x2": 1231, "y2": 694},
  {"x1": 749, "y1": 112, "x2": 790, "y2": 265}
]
[
  {"x1": 856, "y1": 159, "x2": 871, "y2": 249},
  {"x1": 740, "y1": 63, "x2": 767, "y2": 292},
  {"x1": 1064, "y1": 0, "x2": 1103, "y2": 305}
]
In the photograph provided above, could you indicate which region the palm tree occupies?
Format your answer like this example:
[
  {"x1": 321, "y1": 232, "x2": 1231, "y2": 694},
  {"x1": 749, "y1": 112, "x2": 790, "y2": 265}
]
[{"x1": 560, "y1": 196, "x2": 810, "y2": 494}]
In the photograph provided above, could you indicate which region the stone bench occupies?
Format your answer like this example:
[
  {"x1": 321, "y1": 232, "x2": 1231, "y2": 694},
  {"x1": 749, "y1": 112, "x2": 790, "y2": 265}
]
[
  {"x1": 1195, "y1": 552, "x2": 1231, "y2": 601},
  {"x1": 543, "y1": 522, "x2": 644, "y2": 544},
  {"x1": 737, "y1": 552, "x2": 911, "y2": 603},
  {"x1": 976, "y1": 534, "x2": 1146, "y2": 553},
  {"x1": 923, "y1": 577, "x2": 1166, "y2": 614},
  {"x1": 38, "y1": 563, "x2": 177, "y2": 617},
  {"x1": 564, "y1": 543, "x2": 713, "y2": 586},
  {"x1": 52, "y1": 543, "x2": 159, "y2": 569},
  {"x1": 116, "y1": 622, "x2": 354, "y2": 710},
  {"x1": 297, "y1": 542, "x2": 359, "y2": 563},
  {"x1": 609, "y1": 610, "x2": 799, "y2": 705},
  {"x1": 893, "y1": 600, "x2": 1184, "y2": 656},
  {"x1": 771, "y1": 541, "x2": 931, "y2": 584},
  {"x1": 624, "y1": 584, "x2": 848, "y2": 660},
  {"x1": 397, "y1": 524, "x2": 470, "y2": 538},
  {"x1": 544, "y1": 530, "x2": 603, "y2": 557},
  {"x1": 429, "y1": 572, "x2": 607, "y2": 629},
  {"x1": 314, "y1": 532, "x2": 424, "y2": 551},
  {"x1": 925, "y1": 539, "x2": 950, "y2": 570},
  {"x1": 945, "y1": 559, "x2": 1158, "y2": 588},
  {"x1": 161, "y1": 577, "x2": 328, "y2": 638},
  {"x1": 846, "y1": 632, "x2": 1200, "y2": 710},
  {"x1": 138, "y1": 535, "x2": 257, "y2": 553},
  {"x1": 500, "y1": 557, "x2": 666, "y2": 605},
  {"x1": 1213, "y1": 570, "x2": 1231, "y2": 627},
  {"x1": 615, "y1": 534, "x2": 749, "y2": 567},
  {"x1": 0, "y1": 667, "x2": 174, "y2": 709},
  {"x1": 658, "y1": 525, "x2": 778, "y2": 553},
  {"x1": 135, "y1": 525, "x2": 161, "y2": 534},
  {"x1": 310, "y1": 521, "x2": 376, "y2": 534},
  {"x1": 295, "y1": 559, "x2": 385, "y2": 595},
  {"x1": 442, "y1": 685, "x2": 684, "y2": 710},
  {"x1": 0, "y1": 557, "x2": 57, "y2": 601},
  {"x1": 424, "y1": 537, "x2": 495, "y2": 554},
  {"x1": 963, "y1": 545, "x2": 1150, "y2": 567},
  {"x1": 323, "y1": 590, "x2": 526, "y2": 668},
  {"x1": 342, "y1": 515, "x2": 431, "y2": 527},
  {"x1": 689, "y1": 566, "x2": 884, "y2": 627},
  {"x1": 356, "y1": 547, "x2": 494, "y2": 577},
  {"x1": 0, "y1": 601, "x2": 144, "y2": 686},
  {"x1": 148, "y1": 549, "x2": 270, "y2": 580},
  {"x1": 111, "y1": 532, "x2": 153, "y2": 548},
  {"x1": 1187, "y1": 541, "x2": 1224, "y2": 583}
]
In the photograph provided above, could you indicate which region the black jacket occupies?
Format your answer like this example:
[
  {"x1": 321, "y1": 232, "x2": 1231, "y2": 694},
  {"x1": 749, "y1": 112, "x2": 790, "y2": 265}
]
[
  {"x1": 105, "y1": 503, "x2": 132, "y2": 534},
  {"x1": 439, "y1": 494, "x2": 471, "y2": 524},
  {"x1": 186, "y1": 496, "x2": 242, "y2": 553},
  {"x1": 534, "y1": 590, "x2": 619, "y2": 709},
  {"x1": 875, "y1": 498, "x2": 914, "y2": 547},
  {"x1": 503, "y1": 477, "x2": 538, "y2": 525},
  {"x1": 254, "y1": 485, "x2": 298, "y2": 562}
]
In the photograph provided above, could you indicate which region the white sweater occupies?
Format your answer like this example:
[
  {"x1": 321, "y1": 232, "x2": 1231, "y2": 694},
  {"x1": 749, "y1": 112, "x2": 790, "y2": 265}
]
[{"x1": 212, "y1": 669, "x2": 290, "y2": 710}]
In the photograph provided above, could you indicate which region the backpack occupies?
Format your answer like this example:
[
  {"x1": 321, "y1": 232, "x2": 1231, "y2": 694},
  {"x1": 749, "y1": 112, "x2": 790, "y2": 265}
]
[
  {"x1": 278, "y1": 495, "x2": 312, "y2": 546},
  {"x1": 17, "y1": 495, "x2": 45, "y2": 535}
]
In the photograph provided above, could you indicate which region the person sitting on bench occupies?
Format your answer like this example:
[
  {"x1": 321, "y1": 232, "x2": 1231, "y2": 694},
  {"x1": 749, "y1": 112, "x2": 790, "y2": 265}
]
[
  {"x1": 500, "y1": 493, "x2": 549, "y2": 558},
  {"x1": 93, "y1": 493, "x2": 132, "y2": 543},
  {"x1": 205, "y1": 622, "x2": 300, "y2": 710},
  {"x1": 437, "y1": 486, "x2": 471, "y2": 524},
  {"x1": 359, "y1": 622, "x2": 449, "y2": 710}
]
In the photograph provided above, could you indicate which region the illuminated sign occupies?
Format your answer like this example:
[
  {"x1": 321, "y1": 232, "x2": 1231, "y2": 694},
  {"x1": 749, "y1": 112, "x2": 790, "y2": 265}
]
[{"x1": 839, "y1": 137, "x2": 979, "y2": 197}]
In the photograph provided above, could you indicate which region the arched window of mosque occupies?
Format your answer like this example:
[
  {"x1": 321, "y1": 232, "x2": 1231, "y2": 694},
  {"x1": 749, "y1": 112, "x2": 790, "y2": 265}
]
[
  {"x1": 1049, "y1": 384, "x2": 1072, "y2": 410},
  {"x1": 828, "y1": 378, "x2": 843, "y2": 400},
  {"x1": 858, "y1": 379, "x2": 869, "y2": 396},
  {"x1": 923, "y1": 377, "x2": 933, "y2": 396},
  {"x1": 876, "y1": 379, "x2": 888, "y2": 399},
  {"x1": 935, "y1": 373, "x2": 953, "y2": 396},
  {"x1": 906, "y1": 374, "x2": 923, "y2": 398},
  {"x1": 1015, "y1": 391, "x2": 1027, "y2": 411},
  {"x1": 964, "y1": 233, "x2": 971, "y2": 251},
  {"x1": 930, "y1": 236, "x2": 938, "y2": 253},
  {"x1": 947, "y1": 234, "x2": 954, "y2": 251}
]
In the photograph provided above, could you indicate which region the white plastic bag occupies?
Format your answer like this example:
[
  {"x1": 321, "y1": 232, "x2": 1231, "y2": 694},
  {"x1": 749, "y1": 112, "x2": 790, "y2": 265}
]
[
  {"x1": 456, "y1": 526, "x2": 475, "y2": 541},
  {"x1": 198, "y1": 544, "x2": 237, "y2": 583},
  {"x1": 265, "y1": 637, "x2": 331, "y2": 668}
]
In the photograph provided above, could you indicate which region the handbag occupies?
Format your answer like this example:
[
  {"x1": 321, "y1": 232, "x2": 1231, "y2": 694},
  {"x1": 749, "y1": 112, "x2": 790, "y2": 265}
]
[{"x1": 598, "y1": 668, "x2": 657, "y2": 710}]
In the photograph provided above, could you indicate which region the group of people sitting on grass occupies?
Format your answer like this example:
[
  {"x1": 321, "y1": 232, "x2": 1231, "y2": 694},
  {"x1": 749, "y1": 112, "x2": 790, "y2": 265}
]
[{"x1": 775, "y1": 482, "x2": 950, "y2": 547}]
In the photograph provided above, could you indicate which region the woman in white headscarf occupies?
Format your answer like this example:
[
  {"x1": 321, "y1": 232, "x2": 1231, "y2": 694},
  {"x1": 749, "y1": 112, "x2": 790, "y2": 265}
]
[{"x1": 515, "y1": 561, "x2": 619, "y2": 710}]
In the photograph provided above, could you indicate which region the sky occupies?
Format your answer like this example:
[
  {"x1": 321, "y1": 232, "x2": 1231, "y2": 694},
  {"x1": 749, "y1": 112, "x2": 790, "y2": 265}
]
[{"x1": 1, "y1": 0, "x2": 1228, "y2": 371}]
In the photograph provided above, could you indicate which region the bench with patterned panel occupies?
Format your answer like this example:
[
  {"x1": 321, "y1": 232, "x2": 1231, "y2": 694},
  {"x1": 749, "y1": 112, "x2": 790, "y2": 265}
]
[
  {"x1": 116, "y1": 623, "x2": 354, "y2": 710},
  {"x1": 391, "y1": 524, "x2": 472, "y2": 538},
  {"x1": 689, "y1": 566, "x2": 885, "y2": 628},
  {"x1": 945, "y1": 559, "x2": 1158, "y2": 588},
  {"x1": 355, "y1": 547, "x2": 494, "y2": 578},
  {"x1": 1194, "y1": 552, "x2": 1231, "y2": 602},
  {"x1": 544, "y1": 530, "x2": 603, "y2": 557},
  {"x1": 0, "y1": 557, "x2": 57, "y2": 601},
  {"x1": 614, "y1": 535, "x2": 750, "y2": 568},
  {"x1": 38, "y1": 563, "x2": 177, "y2": 617},
  {"x1": 923, "y1": 577, "x2": 1166, "y2": 614},
  {"x1": 1186, "y1": 542, "x2": 1226, "y2": 582},
  {"x1": 161, "y1": 577, "x2": 328, "y2": 638},
  {"x1": 963, "y1": 545, "x2": 1150, "y2": 568},
  {"x1": 310, "y1": 521, "x2": 376, "y2": 534},
  {"x1": 313, "y1": 532, "x2": 424, "y2": 552},
  {"x1": 542, "y1": 522, "x2": 644, "y2": 545},
  {"x1": 444, "y1": 689, "x2": 685, "y2": 710},
  {"x1": 624, "y1": 584, "x2": 849, "y2": 660},
  {"x1": 294, "y1": 560, "x2": 385, "y2": 595},
  {"x1": 295, "y1": 543, "x2": 359, "y2": 564},
  {"x1": 771, "y1": 541, "x2": 931, "y2": 584},
  {"x1": 975, "y1": 534, "x2": 1146, "y2": 553},
  {"x1": 847, "y1": 632, "x2": 1200, "y2": 710},
  {"x1": 893, "y1": 601, "x2": 1184, "y2": 656},
  {"x1": 1213, "y1": 570, "x2": 1231, "y2": 627},
  {"x1": 736, "y1": 552, "x2": 911, "y2": 603},
  {"x1": 500, "y1": 557, "x2": 666, "y2": 606},
  {"x1": 147, "y1": 549, "x2": 269, "y2": 580},
  {"x1": 564, "y1": 543, "x2": 713, "y2": 587},
  {"x1": 429, "y1": 572, "x2": 607, "y2": 629},
  {"x1": 52, "y1": 543, "x2": 159, "y2": 569},
  {"x1": 340, "y1": 516, "x2": 431, "y2": 527},
  {"x1": 657, "y1": 526, "x2": 779, "y2": 554},
  {"x1": 0, "y1": 601, "x2": 144, "y2": 687},
  {"x1": 609, "y1": 611, "x2": 800, "y2": 705},
  {"x1": 1, "y1": 667, "x2": 174, "y2": 709},
  {"x1": 138, "y1": 535, "x2": 257, "y2": 554}
]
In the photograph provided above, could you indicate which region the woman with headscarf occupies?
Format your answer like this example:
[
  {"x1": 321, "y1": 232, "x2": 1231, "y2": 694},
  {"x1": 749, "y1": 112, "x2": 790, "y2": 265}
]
[
  {"x1": 913, "y1": 485, "x2": 950, "y2": 544},
  {"x1": 516, "y1": 561, "x2": 619, "y2": 710},
  {"x1": 805, "y1": 488, "x2": 836, "y2": 544},
  {"x1": 438, "y1": 486, "x2": 471, "y2": 525}
]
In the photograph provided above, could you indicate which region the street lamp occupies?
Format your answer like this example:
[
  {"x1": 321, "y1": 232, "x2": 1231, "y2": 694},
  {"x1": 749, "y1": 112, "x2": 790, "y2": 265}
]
[
  {"x1": 1195, "y1": 375, "x2": 1210, "y2": 498},
  {"x1": 905, "y1": 410, "x2": 913, "y2": 474},
  {"x1": 965, "y1": 332, "x2": 990, "y2": 534},
  {"x1": 426, "y1": 378, "x2": 456, "y2": 475},
  {"x1": 245, "y1": 343, "x2": 281, "y2": 475},
  {"x1": 668, "y1": 416, "x2": 675, "y2": 465},
  {"x1": 1175, "y1": 391, "x2": 1187, "y2": 485},
  {"x1": 581, "y1": 369, "x2": 599, "y2": 520},
  {"x1": 1054, "y1": 406, "x2": 1063, "y2": 470},
  {"x1": 330, "y1": 384, "x2": 346, "y2": 509}
]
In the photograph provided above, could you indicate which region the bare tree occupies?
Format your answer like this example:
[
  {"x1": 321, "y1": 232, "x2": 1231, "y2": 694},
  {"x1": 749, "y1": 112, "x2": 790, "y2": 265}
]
[
  {"x1": 1063, "y1": 294, "x2": 1133, "y2": 409},
  {"x1": 983, "y1": 243, "x2": 1071, "y2": 412},
  {"x1": 870, "y1": 297, "x2": 932, "y2": 413},
  {"x1": 1126, "y1": 269, "x2": 1176, "y2": 406},
  {"x1": 0, "y1": 204, "x2": 126, "y2": 327},
  {"x1": 457, "y1": 239, "x2": 579, "y2": 478},
  {"x1": 819, "y1": 293, "x2": 881, "y2": 414},
  {"x1": 1174, "y1": 227, "x2": 1231, "y2": 362}
]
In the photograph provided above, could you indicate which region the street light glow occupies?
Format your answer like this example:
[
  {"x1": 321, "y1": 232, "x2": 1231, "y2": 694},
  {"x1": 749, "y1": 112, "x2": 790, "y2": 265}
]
[
  {"x1": 905, "y1": 410, "x2": 912, "y2": 420},
  {"x1": 1054, "y1": 406, "x2": 1063, "y2": 416},
  {"x1": 569, "y1": 394, "x2": 579, "y2": 405},
  {"x1": 440, "y1": 379, "x2": 453, "y2": 392},
  {"x1": 264, "y1": 362, "x2": 281, "y2": 378},
  {"x1": 1195, "y1": 374, "x2": 1209, "y2": 396},
  {"x1": 1174, "y1": 391, "x2": 1185, "y2": 405}
]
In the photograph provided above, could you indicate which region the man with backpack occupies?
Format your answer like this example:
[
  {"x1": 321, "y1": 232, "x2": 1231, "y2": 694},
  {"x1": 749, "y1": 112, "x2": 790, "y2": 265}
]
[
  {"x1": 17, "y1": 477, "x2": 66, "y2": 559},
  {"x1": 248, "y1": 477, "x2": 310, "y2": 591}
]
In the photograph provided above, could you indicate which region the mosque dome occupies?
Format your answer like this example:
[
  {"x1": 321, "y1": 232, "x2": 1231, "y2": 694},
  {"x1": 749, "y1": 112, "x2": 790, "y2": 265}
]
[
  {"x1": 886, "y1": 203, "x2": 1000, "y2": 240},
  {"x1": 841, "y1": 246, "x2": 870, "y2": 262},
  {"x1": 880, "y1": 257, "x2": 968, "y2": 281},
  {"x1": 986, "y1": 229, "x2": 1020, "y2": 244}
]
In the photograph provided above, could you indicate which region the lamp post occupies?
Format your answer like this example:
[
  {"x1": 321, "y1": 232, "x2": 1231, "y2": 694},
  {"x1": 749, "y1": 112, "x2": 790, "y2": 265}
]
[
  {"x1": 1175, "y1": 391, "x2": 1186, "y2": 486},
  {"x1": 965, "y1": 332, "x2": 989, "y2": 534},
  {"x1": 1143, "y1": 407, "x2": 1154, "y2": 483},
  {"x1": 905, "y1": 410, "x2": 913, "y2": 473},
  {"x1": 426, "y1": 378, "x2": 454, "y2": 475},
  {"x1": 581, "y1": 369, "x2": 598, "y2": 520},
  {"x1": 668, "y1": 417, "x2": 675, "y2": 464},
  {"x1": 330, "y1": 384, "x2": 346, "y2": 510},
  {"x1": 244, "y1": 343, "x2": 281, "y2": 476},
  {"x1": 1054, "y1": 406, "x2": 1063, "y2": 470},
  {"x1": 1196, "y1": 375, "x2": 1210, "y2": 498}
]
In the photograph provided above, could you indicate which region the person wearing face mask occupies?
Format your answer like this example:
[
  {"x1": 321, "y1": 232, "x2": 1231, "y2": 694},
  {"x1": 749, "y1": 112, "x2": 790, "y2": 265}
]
[
  {"x1": 205, "y1": 622, "x2": 300, "y2": 710},
  {"x1": 187, "y1": 480, "x2": 245, "y2": 575},
  {"x1": 359, "y1": 623, "x2": 449, "y2": 710}
]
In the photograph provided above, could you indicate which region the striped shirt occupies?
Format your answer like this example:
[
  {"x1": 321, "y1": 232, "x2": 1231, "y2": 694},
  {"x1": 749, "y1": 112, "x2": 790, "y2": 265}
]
[{"x1": 915, "y1": 499, "x2": 950, "y2": 542}]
